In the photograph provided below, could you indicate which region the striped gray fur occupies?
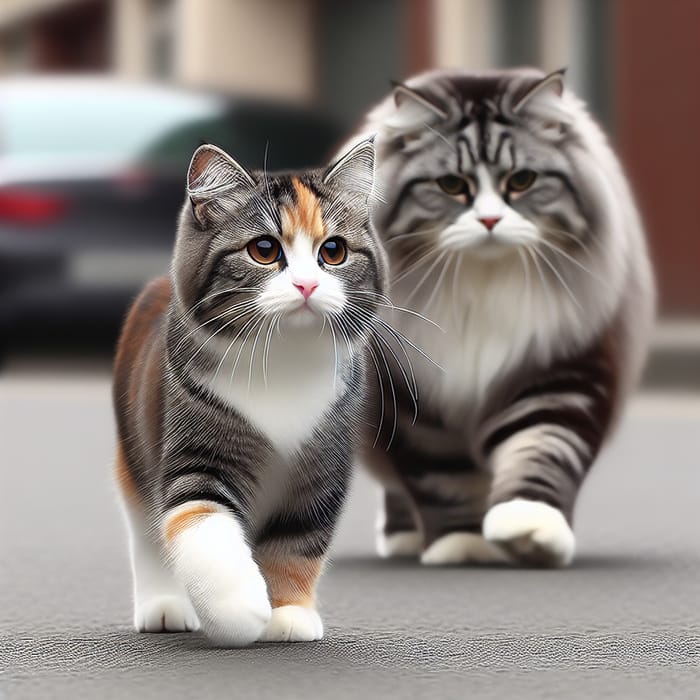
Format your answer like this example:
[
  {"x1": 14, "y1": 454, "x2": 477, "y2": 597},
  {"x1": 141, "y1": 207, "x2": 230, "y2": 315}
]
[{"x1": 346, "y1": 68, "x2": 655, "y2": 567}]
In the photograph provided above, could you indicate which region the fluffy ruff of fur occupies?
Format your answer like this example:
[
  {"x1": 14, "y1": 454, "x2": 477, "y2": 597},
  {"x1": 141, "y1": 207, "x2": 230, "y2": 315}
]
[{"x1": 348, "y1": 68, "x2": 655, "y2": 567}]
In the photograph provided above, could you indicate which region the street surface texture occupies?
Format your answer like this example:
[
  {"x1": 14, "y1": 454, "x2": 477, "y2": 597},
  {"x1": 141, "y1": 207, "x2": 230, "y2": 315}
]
[{"x1": 2, "y1": 367, "x2": 699, "y2": 699}]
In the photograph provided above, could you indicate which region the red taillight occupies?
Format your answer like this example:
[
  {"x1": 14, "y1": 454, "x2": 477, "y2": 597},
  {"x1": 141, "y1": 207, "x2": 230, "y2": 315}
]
[{"x1": 0, "y1": 189, "x2": 68, "y2": 224}]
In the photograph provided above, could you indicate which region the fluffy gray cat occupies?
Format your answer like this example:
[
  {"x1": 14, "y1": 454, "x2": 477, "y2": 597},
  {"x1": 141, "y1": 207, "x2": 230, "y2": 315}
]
[{"x1": 348, "y1": 68, "x2": 654, "y2": 567}]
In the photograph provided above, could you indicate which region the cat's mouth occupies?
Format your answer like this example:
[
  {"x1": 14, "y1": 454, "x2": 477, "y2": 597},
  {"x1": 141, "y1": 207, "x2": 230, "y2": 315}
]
[
  {"x1": 473, "y1": 234, "x2": 520, "y2": 258},
  {"x1": 289, "y1": 304, "x2": 315, "y2": 317},
  {"x1": 283, "y1": 300, "x2": 323, "y2": 328},
  {"x1": 442, "y1": 234, "x2": 522, "y2": 260},
  {"x1": 438, "y1": 221, "x2": 538, "y2": 258}
]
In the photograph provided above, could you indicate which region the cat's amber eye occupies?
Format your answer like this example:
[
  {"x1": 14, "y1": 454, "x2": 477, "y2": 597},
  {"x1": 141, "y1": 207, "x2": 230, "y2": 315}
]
[
  {"x1": 437, "y1": 175, "x2": 468, "y2": 196},
  {"x1": 507, "y1": 169, "x2": 537, "y2": 192},
  {"x1": 247, "y1": 236, "x2": 283, "y2": 265},
  {"x1": 318, "y1": 237, "x2": 347, "y2": 266}
]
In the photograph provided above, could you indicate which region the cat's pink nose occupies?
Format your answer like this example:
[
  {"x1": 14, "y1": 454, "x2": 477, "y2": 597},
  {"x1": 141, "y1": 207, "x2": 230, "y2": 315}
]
[
  {"x1": 479, "y1": 216, "x2": 501, "y2": 231},
  {"x1": 293, "y1": 280, "x2": 319, "y2": 300}
]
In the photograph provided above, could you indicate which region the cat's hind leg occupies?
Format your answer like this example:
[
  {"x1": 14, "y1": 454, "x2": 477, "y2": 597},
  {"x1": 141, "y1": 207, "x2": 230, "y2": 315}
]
[
  {"x1": 376, "y1": 489, "x2": 423, "y2": 559},
  {"x1": 123, "y1": 502, "x2": 200, "y2": 632},
  {"x1": 406, "y1": 466, "x2": 508, "y2": 566},
  {"x1": 116, "y1": 449, "x2": 199, "y2": 632}
]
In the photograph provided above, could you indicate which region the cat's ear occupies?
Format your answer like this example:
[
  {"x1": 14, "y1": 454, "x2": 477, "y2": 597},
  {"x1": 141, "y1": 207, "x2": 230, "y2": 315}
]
[
  {"x1": 385, "y1": 82, "x2": 447, "y2": 133},
  {"x1": 323, "y1": 138, "x2": 375, "y2": 200},
  {"x1": 187, "y1": 144, "x2": 256, "y2": 226},
  {"x1": 513, "y1": 69, "x2": 571, "y2": 139},
  {"x1": 393, "y1": 83, "x2": 447, "y2": 119},
  {"x1": 513, "y1": 68, "x2": 566, "y2": 114}
]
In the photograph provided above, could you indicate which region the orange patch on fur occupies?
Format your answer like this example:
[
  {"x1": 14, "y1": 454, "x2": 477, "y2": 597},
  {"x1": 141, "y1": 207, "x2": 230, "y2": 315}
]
[
  {"x1": 164, "y1": 503, "x2": 219, "y2": 541},
  {"x1": 114, "y1": 442, "x2": 139, "y2": 503},
  {"x1": 258, "y1": 555, "x2": 323, "y2": 609},
  {"x1": 280, "y1": 178, "x2": 325, "y2": 245}
]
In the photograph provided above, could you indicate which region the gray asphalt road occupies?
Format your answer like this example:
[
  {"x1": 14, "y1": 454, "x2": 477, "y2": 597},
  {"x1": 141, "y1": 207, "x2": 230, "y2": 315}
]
[{"x1": 1, "y1": 367, "x2": 699, "y2": 699}]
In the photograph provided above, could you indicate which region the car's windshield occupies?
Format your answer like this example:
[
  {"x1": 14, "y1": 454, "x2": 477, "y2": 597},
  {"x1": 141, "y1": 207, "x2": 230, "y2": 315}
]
[
  {"x1": 0, "y1": 85, "x2": 224, "y2": 159},
  {"x1": 141, "y1": 107, "x2": 342, "y2": 172},
  {"x1": 0, "y1": 82, "x2": 342, "y2": 178}
]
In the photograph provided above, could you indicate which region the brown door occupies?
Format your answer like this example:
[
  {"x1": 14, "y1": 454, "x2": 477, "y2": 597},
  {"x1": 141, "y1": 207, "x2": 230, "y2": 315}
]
[
  {"x1": 32, "y1": 0, "x2": 111, "y2": 72},
  {"x1": 614, "y1": 0, "x2": 700, "y2": 314}
]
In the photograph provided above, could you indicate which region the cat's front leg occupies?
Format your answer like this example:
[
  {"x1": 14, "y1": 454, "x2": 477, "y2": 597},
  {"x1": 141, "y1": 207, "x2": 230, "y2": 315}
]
[
  {"x1": 162, "y1": 501, "x2": 271, "y2": 646},
  {"x1": 256, "y1": 549, "x2": 324, "y2": 643},
  {"x1": 480, "y1": 425, "x2": 583, "y2": 568},
  {"x1": 254, "y1": 472, "x2": 348, "y2": 643},
  {"x1": 478, "y1": 358, "x2": 615, "y2": 567}
]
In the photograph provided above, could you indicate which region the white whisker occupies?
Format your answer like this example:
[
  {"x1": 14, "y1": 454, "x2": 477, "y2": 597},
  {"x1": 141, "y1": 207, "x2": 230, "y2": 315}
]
[
  {"x1": 173, "y1": 299, "x2": 258, "y2": 354},
  {"x1": 181, "y1": 302, "x2": 258, "y2": 372},
  {"x1": 346, "y1": 292, "x2": 443, "y2": 331},
  {"x1": 346, "y1": 304, "x2": 418, "y2": 408},
  {"x1": 537, "y1": 237, "x2": 608, "y2": 286},
  {"x1": 384, "y1": 227, "x2": 442, "y2": 246},
  {"x1": 525, "y1": 245, "x2": 555, "y2": 328},
  {"x1": 451, "y1": 251, "x2": 465, "y2": 328},
  {"x1": 516, "y1": 247, "x2": 532, "y2": 312},
  {"x1": 391, "y1": 245, "x2": 439, "y2": 284},
  {"x1": 228, "y1": 316, "x2": 265, "y2": 391},
  {"x1": 531, "y1": 245, "x2": 583, "y2": 311},
  {"x1": 247, "y1": 316, "x2": 269, "y2": 392},
  {"x1": 212, "y1": 312, "x2": 260, "y2": 386},
  {"x1": 176, "y1": 286, "x2": 259, "y2": 324},
  {"x1": 327, "y1": 314, "x2": 339, "y2": 391},
  {"x1": 403, "y1": 250, "x2": 448, "y2": 307},
  {"x1": 422, "y1": 251, "x2": 453, "y2": 314},
  {"x1": 262, "y1": 313, "x2": 281, "y2": 388}
]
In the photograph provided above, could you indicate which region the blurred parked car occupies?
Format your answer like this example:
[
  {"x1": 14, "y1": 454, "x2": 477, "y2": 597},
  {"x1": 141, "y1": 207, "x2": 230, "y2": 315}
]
[{"x1": 0, "y1": 76, "x2": 343, "y2": 352}]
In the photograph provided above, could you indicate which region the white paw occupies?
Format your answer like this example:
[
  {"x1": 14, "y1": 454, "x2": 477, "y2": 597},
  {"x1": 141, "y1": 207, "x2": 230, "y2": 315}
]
[
  {"x1": 197, "y1": 575, "x2": 272, "y2": 647},
  {"x1": 169, "y1": 512, "x2": 272, "y2": 647},
  {"x1": 377, "y1": 531, "x2": 423, "y2": 558},
  {"x1": 259, "y1": 605, "x2": 323, "y2": 643},
  {"x1": 420, "y1": 532, "x2": 510, "y2": 566},
  {"x1": 135, "y1": 594, "x2": 200, "y2": 632},
  {"x1": 483, "y1": 499, "x2": 575, "y2": 567}
]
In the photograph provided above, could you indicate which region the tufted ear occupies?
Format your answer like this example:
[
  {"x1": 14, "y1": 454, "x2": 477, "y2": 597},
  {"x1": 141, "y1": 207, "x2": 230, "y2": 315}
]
[
  {"x1": 384, "y1": 82, "x2": 447, "y2": 133},
  {"x1": 187, "y1": 144, "x2": 256, "y2": 225},
  {"x1": 187, "y1": 144, "x2": 256, "y2": 195},
  {"x1": 393, "y1": 83, "x2": 447, "y2": 118},
  {"x1": 513, "y1": 68, "x2": 566, "y2": 114},
  {"x1": 323, "y1": 137, "x2": 375, "y2": 200}
]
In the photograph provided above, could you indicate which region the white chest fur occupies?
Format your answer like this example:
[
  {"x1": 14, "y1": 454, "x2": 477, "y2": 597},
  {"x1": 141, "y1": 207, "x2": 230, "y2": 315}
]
[
  {"x1": 202, "y1": 326, "x2": 343, "y2": 453},
  {"x1": 390, "y1": 254, "x2": 600, "y2": 423}
]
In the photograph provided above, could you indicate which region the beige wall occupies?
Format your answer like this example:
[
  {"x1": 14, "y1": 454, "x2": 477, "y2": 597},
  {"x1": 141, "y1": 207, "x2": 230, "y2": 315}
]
[
  {"x1": 432, "y1": 0, "x2": 495, "y2": 69},
  {"x1": 174, "y1": 0, "x2": 315, "y2": 100},
  {"x1": 112, "y1": 0, "x2": 150, "y2": 79},
  {"x1": 0, "y1": 0, "x2": 83, "y2": 75},
  {"x1": 432, "y1": 0, "x2": 581, "y2": 82},
  {"x1": 1, "y1": 0, "x2": 316, "y2": 100},
  {"x1": 112, "y1": 0, "x2": 315, "y2": 100},
  {"x1": 0, "y1": 0, "x2": 79, "y2": 25}
]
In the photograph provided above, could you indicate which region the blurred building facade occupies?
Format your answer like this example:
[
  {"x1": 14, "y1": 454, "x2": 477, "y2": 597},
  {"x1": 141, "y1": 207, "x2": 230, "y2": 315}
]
[
  {"x1": 0, "y1": 0, "x2": 696, "y2": 314},
  {"x1": 0, "y1": 0, "x2": 315, "y2": 100},
  {"x1": 0, "y1": 0, "x2": 110, "y2": 73}
]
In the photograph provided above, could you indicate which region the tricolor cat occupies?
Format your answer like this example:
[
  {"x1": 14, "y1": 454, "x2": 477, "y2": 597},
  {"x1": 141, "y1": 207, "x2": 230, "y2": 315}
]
[{"x1": 113, "y1": 139, "x2": 386, "y2": 645}]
